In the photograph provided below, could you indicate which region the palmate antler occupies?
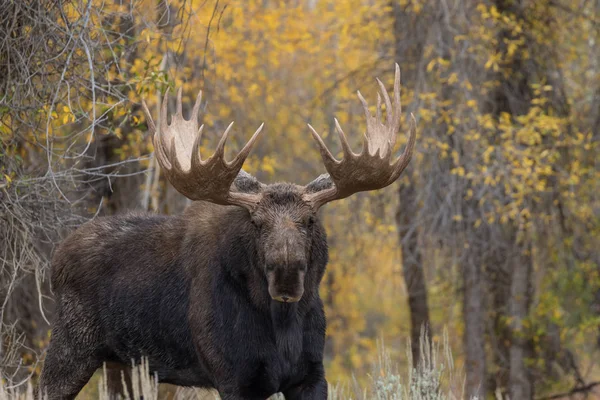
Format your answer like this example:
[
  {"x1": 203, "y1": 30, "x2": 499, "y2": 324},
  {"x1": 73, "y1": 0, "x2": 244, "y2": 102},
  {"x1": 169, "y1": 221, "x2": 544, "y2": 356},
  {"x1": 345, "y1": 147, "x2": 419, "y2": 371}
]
[
  {"x1": 142, "y1": 88, "x2": 264, "y2": 211},
  {"x1": 302, "y1": 64, "x2": 416, "y2": 210}
]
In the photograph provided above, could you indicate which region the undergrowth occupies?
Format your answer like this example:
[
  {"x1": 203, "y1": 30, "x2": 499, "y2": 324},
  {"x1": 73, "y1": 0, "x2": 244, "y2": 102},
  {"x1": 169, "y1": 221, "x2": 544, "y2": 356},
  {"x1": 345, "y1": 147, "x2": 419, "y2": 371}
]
[{"x1": 0, "y1": 330, "x2": 470, "y2": 400}]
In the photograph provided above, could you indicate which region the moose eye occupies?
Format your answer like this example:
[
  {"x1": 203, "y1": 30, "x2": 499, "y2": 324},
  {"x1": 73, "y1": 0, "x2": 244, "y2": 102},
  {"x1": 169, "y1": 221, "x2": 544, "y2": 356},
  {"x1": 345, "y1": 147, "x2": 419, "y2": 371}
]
[{"x1": 299, "y1": 216, "x2": 315, "y2": 234}]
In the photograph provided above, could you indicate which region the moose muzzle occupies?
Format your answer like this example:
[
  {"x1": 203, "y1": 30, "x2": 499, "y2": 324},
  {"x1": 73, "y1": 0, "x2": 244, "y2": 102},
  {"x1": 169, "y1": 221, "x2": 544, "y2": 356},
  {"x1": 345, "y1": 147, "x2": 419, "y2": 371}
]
[
  {"x1": 264, "y1": 223, "x2": 307, "y2": 303},
  {"x1": 267, "y1": 266, "x2": 305, "y2": 303}
]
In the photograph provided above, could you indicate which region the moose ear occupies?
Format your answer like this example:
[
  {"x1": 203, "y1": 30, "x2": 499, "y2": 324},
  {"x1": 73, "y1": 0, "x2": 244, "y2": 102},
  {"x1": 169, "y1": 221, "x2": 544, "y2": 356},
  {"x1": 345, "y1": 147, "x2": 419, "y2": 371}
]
[
  {"x1": 232, "y1": 170, "x2": 264, "y2": 194},
  {"x1": 304, "y1": 174, "x2": 334, "y2": 194}
]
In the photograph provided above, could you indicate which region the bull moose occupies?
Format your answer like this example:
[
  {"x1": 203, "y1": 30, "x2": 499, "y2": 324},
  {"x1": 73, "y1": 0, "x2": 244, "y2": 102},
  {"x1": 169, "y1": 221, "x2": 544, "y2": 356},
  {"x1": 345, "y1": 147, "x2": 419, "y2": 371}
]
[{"x1": 38, "y1": 65, "x2": 416, "y2": 399}]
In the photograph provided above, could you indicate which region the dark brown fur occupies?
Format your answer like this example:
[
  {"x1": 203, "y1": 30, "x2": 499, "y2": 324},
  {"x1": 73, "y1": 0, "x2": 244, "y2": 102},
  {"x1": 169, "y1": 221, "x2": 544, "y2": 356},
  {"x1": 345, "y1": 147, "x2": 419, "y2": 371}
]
[{"x1": 39, "y1": 183, "x2": 329, "y2": 400}]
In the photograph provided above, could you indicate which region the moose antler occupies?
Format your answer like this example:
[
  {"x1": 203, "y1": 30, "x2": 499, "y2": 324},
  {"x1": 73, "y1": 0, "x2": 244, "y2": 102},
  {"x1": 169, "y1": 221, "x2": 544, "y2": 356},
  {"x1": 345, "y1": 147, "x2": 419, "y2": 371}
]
[
  {"x1": 142, "y1": 88, "x2": 264, "y2": 210},
  {"x1": 303, "y1": 64, "x2": 416, "y2": 210}
]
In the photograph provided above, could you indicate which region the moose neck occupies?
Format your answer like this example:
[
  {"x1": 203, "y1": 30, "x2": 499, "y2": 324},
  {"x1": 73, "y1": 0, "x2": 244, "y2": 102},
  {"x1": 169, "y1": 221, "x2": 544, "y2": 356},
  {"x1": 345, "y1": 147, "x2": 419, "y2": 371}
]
[
  {"x1": 270, "y1": 299, "x2": 299, "y2": 327},
  {"x1": 270, "y1": 299, "x2": 303, "y2": 362}
]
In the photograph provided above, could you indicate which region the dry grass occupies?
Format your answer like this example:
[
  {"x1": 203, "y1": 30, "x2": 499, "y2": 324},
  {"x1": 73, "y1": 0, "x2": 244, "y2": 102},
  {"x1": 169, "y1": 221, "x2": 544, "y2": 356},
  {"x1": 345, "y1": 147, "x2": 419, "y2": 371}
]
[{"x1": 0, "y1": 329, "x2": 470, "y2": 400}]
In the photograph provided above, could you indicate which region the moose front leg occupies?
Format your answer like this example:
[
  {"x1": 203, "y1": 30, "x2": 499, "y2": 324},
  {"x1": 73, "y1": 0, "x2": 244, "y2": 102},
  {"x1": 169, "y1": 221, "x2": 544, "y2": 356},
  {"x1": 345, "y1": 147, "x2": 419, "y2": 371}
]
[{"x1": 282, "y1": 362, "x2": 327, "y2": 400}]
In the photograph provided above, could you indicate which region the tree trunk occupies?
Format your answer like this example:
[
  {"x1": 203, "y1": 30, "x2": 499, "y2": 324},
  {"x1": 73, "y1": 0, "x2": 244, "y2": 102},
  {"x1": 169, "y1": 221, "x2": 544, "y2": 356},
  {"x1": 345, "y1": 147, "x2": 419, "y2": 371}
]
[
  {"x1": 486, "y1": 1, "x2": 535, "y2": 396},
  {"x1": 463, "y1": 255, "x2": 487, "y2": 398},
  {"x1": 391, "y1": 0, "x2": 432, "y2": 366},
  {"x1": 508, "y1": 252, "x2": 533, "y2": 400},
  {"x1": 395, "y1": 185, "x2": 431, "y2": 365}
]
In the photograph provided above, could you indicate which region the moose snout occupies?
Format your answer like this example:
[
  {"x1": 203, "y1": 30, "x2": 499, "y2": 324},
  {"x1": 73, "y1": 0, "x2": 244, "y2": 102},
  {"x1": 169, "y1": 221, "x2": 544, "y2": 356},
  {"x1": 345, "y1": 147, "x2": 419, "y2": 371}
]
[
  {"x1": 264, "y1": 224, "x2": 308, "y2": 303},
  {"x1": 266, "y1": 265, "x2": 305, "y2": 303}
]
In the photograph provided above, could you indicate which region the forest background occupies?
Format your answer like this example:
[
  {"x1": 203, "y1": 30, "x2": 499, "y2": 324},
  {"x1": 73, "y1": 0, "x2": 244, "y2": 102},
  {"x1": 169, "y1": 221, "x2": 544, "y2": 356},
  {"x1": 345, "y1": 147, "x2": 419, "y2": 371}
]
[{"x1": 0, "y1": 0, "x2": 598, "y2": 399}]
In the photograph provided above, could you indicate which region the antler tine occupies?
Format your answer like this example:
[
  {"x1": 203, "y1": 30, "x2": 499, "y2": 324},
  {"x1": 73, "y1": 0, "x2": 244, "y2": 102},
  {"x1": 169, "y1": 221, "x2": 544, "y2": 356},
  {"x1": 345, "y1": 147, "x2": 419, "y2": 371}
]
[
  {"x1": 231, "y1": 123, "x2": 265, "y2": 169},
  {"x1": 160, "y1": 91, "x2": 170, "y2": 136},
  {"x1": 190, "y1": 124, "x2": 204, "y2": 170},
  {"x1": 158, "y1": 91, "x2": 175, "y2": 170},
  {"x1": 176, "y1": 87, "x2": 183, "y2": 116},
  {"x1": 303, "y1": 64, "x2": 417, "y2": 210},
  {"x1": 187, "y1": 90, "x2": 205, "y2": 170},
  {"x1": 391, "y1": 113, "x2": 417, "y2": 177},
  {"x1": 213, "y1": 122, "x2": 234, "y2": 160},
  {"x1": 191, "y1": 90, "x2": 203, "y2": 122},
  {"x1": 334, "y1": 118, "x2": 358, "y2": 158},
  {"x1": 141, "y1": 99, "x2": 156, "y2": 132},
  {"x1": 356, "y1": 90, "x2": 373, "y2": 127},
  {"x1": 168, "y1": 135, "x2": 184, "y2": 173},
  {"x1": 392, "y1": 63, "x2": 402, "y2": 131},
  {"x1": 153, "y1": 129, "x2": 172, "y2": 170},
  {"x1": 376, "y1": 78, "x2": 392, "y2": 125},
  {"x1": 376, "y1": 93, "x2": 383, "y2": 125},
  {"x1": 307, "y1": 124, "x2": 338, "y2": 165}
]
